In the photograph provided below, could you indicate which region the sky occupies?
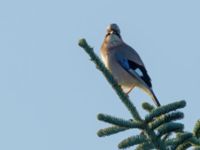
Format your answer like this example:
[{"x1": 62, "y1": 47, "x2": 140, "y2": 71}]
[{"x1": 0, "y1": 0, "x2": 200, "y2": 149}]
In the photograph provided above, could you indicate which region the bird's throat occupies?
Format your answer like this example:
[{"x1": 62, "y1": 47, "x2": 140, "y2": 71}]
[{"x1": 107, "y1": 34, "x2": 122, "y2": 49}]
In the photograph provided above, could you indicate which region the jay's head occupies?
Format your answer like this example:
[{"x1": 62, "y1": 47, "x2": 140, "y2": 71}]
[{"x1": 106, "y1": 23, "x2": 121, "y2": 39}]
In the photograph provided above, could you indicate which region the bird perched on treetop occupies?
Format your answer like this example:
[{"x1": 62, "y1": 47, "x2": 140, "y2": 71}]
[{"x1": 100, "y1": 23, "x2": 161, "y2": 107}]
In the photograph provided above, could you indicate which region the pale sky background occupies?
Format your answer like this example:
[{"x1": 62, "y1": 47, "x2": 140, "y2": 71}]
[{"x1": 0, "y1": 0, "x2": 200, "y2": 149}]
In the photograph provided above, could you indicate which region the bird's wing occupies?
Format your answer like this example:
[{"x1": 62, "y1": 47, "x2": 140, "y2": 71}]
[
  {"x1": 114, "y1": 43, "x2": 161, "y2": 106},
  {"x1": 116, "y1": 43, "x2": 145, "y2": 66},
  {"x1": 115, "y1": 43, "x2": 152, "y2": 88}
]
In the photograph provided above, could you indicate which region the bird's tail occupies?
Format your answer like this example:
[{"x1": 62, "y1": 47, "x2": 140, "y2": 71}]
[
  {"x1": 139, "y1": 85, "x2": 161, "y2": 107},
  {"x1": 149, "y1": 89, "x2": 161, "y2": 107}
]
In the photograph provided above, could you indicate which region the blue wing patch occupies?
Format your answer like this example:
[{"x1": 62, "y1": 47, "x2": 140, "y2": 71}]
[
  {"x1": 116, "y1": 53, "x2": 152, "y2": 88},
  {"x1": 116, "y1": 54, "x2": 130, "y2": 70}
]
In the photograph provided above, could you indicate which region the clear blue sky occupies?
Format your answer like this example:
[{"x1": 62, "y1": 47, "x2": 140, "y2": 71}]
[{"x1": 0, "y1": 0, "x2": 200, "y2": 149}]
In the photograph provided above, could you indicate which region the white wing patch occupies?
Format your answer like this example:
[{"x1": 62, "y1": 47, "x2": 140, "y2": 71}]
[
  {"x1": 135, "y1": 68, "x2": 143, "y2": 77},
  {"x1": 129, "y1": 68, "x2": 143, "y2": 77}
]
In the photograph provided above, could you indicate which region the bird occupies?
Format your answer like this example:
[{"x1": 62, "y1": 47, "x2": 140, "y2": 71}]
[{"x1": 100, "y1": 23, "x2": 161, "y2": 107}]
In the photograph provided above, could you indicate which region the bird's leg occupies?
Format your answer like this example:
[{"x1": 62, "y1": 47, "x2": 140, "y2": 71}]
[{"x1": 125, "y1": 86, "x2": 135, "y2": 96}]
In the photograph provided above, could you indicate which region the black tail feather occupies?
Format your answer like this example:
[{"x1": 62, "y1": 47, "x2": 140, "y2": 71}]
[{"x1": 151, "y1": 90, "x2": 161, "y2": 107}]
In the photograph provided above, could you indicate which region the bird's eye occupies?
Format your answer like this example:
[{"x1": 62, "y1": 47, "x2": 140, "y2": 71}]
[{"x1": 106, "y1": 33, "x2": 111, "y2": 37}]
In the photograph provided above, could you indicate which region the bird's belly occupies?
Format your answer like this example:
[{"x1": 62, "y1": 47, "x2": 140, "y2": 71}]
[{"x1": 107, "y1": 60, "x2": 139, "y2": 93}]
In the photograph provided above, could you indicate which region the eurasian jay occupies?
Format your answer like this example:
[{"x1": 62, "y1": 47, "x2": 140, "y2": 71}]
[{"x1": 100, "y1": 23, "x2": 161, "y2": 107}]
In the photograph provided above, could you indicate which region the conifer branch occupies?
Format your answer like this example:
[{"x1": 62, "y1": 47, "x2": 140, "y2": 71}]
[
  {"x1": 171, "y1": 132, "x2": 193, "y2": 149},
  {"x1": 135, "y1": 143, "x2": 154, "y2": 150},
  {"x1": 176, "y1": 143, "x2": 192, "y2": 150},
  {"x1": 194, "y1": 120, "x2": 200, "y2": 138},
  {"x1": 149, "y1": 111, "x2": 184, "y2": 130},
  {"x1": 145, "y1": 100, "x2": 186, "y2": 122},
  {"x1": 189, "y1": 137, "x2": 200, "y2": 145},
  {"x1": 157, "y1": 122, "x2": 184, "y2": 137},
  {"x1": 97, "y1": 126, "x2": 128, "y2": 137},
  {"x1": 97, "y1": 113, "x2": 144, "y2": 128},
  {"x1": 142, "y1": 102, "x2": 155, "y2": 113},
  {"x1": 118, "y1": 135, "x2": 147, "y2": 149}
]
